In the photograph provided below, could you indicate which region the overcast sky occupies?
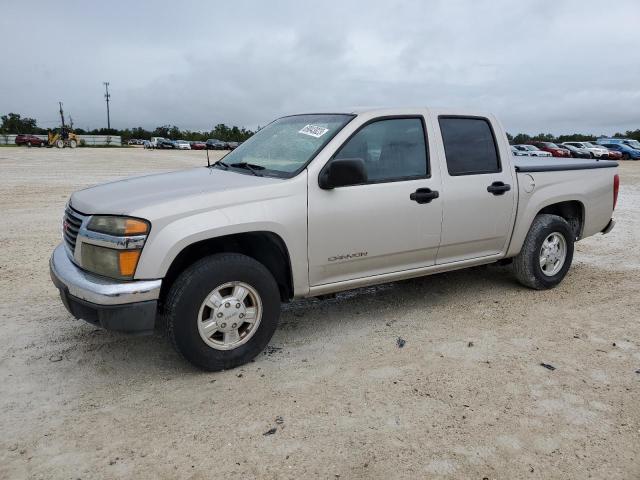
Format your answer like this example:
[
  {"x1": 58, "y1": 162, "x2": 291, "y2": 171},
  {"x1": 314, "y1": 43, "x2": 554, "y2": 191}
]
[{"x1": 1, "y1": 0, "x2": 639, "y2": 134}]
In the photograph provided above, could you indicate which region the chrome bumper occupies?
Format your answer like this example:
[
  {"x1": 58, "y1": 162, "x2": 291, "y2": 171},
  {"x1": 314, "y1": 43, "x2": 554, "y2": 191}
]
[{"x1": 49, "y1": 244, "x2": 161, "y2": 305}]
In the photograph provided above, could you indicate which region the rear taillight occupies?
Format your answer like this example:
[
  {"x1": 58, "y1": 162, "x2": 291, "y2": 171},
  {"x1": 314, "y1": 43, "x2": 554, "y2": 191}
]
[{"x1": 613, "y1": 174, "x2": 619, "y2": 210}]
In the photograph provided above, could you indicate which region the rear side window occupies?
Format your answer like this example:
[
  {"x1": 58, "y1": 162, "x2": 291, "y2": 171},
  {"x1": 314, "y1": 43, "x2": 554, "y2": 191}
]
[{"x1": 439, "y1": 117, "x2": 500, "y2": 176}]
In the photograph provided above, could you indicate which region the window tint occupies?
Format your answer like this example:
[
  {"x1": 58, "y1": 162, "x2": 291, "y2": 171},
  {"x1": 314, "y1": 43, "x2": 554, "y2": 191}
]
[
  {"x1": 334, "y1": 118, "x2": 427, "y2": 183},
  {"x1": 439, "y1": 117, "x2": 500, "y2": 175}
]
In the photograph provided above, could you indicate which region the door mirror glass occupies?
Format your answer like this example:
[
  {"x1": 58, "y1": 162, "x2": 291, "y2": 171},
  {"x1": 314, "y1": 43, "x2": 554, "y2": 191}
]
[{"x1": 319, "y1": 158, "x2": 367, "y2": 189}]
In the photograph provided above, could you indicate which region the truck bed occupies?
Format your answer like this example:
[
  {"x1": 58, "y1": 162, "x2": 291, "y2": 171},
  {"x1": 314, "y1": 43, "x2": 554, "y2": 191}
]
[{"x1": 514, "y1": 157, "x2": 618, "y2": 172}]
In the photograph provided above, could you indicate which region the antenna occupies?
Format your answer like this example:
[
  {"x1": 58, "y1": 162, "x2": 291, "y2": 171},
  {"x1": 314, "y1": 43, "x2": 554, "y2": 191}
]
[{"x1": 206, "y1": 147, "x2": 211, "y2": 167}]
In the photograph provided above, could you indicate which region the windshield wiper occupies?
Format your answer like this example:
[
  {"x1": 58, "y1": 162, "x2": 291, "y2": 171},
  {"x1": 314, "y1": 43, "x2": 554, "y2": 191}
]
[
  {"x1": 214, "y1": 159, "x2": 231, "y2": 169},
  {"x1": 228, "y1": 162, "x2": 265, "y2": 176}
]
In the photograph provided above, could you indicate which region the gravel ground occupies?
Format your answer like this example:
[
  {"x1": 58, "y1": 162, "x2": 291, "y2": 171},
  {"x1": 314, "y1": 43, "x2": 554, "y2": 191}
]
[{"x1": 1, "y1": 147, "x2": 639, "y2": 479}]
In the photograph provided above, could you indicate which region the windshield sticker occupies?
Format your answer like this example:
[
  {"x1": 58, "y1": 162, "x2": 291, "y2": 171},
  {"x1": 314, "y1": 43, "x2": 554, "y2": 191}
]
[{"x1": 299, "y1": 125, "x2": 329, "y2": 138}]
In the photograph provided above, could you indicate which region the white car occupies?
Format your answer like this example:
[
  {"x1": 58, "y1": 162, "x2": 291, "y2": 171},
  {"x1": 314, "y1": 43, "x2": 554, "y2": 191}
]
[
  {"x1": 513, "y1": 145, "x2": 552, "y2": 157},
  {"x1": 50, "y1": 107, "x2": 619, "y2": 371},
  {"x1": 176, "y1": 140, "x2": 191, "y2": 150},
  {"x1": 563, "y1": 142, "x2": 608, "y2": 159}
]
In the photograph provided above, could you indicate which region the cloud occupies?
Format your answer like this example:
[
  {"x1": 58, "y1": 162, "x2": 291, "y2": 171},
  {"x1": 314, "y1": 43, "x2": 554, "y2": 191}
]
[{"x1": 1, "y1": 0, "x2": 639, "y2": 134}]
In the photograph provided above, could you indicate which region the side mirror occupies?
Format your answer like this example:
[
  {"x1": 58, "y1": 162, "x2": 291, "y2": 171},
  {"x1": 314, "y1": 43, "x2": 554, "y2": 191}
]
[{"x1": 318, "y1": 158, "x2": 367, "y2": 189}]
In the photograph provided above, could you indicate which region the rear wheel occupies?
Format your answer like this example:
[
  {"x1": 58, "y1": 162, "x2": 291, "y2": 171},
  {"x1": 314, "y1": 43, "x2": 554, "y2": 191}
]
[
  {"x1": 164, "y1": 253, "x2": 281, "y2": 371},
  {"x1": 55, "y1": 139, "x2": 64, "y2": 148},
  {"x1": 513, "y1": 214, "x2": 574, "y2": 290},
  {"x1": 622, "y1": 153, "x2": 630, "y2": 160},
  {"x1": 69, "y1": 139, "x2": 77, "y2": 148},
  {"x1": 27, "y1": 141, "x2": 32, "y2": 147}
]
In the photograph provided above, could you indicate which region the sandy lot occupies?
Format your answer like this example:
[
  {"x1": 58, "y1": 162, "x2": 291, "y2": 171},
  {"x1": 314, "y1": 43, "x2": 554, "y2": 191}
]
[{"x1": 0, "y1": 147, "x2": 639, "y2": 479}]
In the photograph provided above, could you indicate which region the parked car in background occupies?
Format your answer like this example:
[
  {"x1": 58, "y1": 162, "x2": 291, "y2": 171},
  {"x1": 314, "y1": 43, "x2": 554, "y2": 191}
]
[
  {"x1": 596, "y1": 138, "x2": 640, "y2": 150},
  {"x1": 226, "y1": 141, "x2": 239, "y2": 150},
  {"x1": 157, "y1": 139, "x2": 177, "y2": 149},
  {"x1": 15, "y1": 134, "x2": 46, "y2": 147},
  {"x1": 604, "y1": 148, "x2": 623, "y2": 160},
  {"x1": 513, "y1": 145, "x2": 553, "y2": 157},
  {"x1": 175, "y1": 140, "x2": 191, "y2": 150},
  {"x1": 557, "y1": 143, "x2": 591, "y2": 159},
  {"x1": 206, "y1": 139, "x2": 227, "y2": 150},
  {"x1": 510, "y1": 145, "x2": 528, "y2": 156},
  {"x1": 531, "y1": 142, "x2": 571, "y2": 158},
  {"x1": 143, "y1": 140, "x2": 152, "y2": 149},
  {"x1": 149, "y1": 137, "x2": 165, "y2": 148},
  {"x1": 190, "y1": 141, "x2": 207, "y2": 150},
  {"x1": 562, "y1": 142, "x2": 608, "y2": 158},
  {"x1": 601, "y1": 143, "x2": 640, "y2": 160}
]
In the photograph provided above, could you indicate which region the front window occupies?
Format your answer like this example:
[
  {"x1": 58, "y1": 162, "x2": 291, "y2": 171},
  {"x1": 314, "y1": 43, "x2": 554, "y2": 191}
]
[{"x1": 215, "y1": 114, "x2": 354, "y2": 177}]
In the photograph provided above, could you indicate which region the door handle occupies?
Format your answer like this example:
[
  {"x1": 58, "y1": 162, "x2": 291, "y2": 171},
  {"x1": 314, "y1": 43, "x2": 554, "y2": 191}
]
[
  {"x1": 487, "y1": 181, "x2": 511, "y2": 195},
  {"x1": 410, "y1": 188, "x2": 439, "y2": 204}
]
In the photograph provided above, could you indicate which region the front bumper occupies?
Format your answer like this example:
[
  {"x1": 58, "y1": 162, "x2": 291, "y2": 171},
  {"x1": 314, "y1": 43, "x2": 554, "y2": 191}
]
[{"x1": 49, "y1": 244, "x2": 162, "y2": 334}]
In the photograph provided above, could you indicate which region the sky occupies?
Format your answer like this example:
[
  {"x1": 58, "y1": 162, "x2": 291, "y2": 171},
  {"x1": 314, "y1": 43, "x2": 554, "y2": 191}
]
[{"x1": 1, "y1": 0, "x2": 639, "y2": 135}]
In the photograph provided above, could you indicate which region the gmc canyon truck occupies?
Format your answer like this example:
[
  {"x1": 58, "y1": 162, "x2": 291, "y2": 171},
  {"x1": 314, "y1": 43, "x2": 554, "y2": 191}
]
[{"x1": 50, "y1": 108, "x2": 619, "y2": 370}]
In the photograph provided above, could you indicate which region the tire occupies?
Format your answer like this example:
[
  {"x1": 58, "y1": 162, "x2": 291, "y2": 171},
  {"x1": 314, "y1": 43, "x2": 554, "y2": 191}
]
[
  {"x1": 513, "y1": 214, "x2": 574, "y2": 290},
  {"x1": 589, "y1": 152, "x2": 595, "y2": 158},
  {"x1": 622, "y1": 153, "x2": 630, "y2": 160},
  {"x1": 164, "y1": 253, "x2": 281, "y2": 371},
  {"x1": 39, "y1": 142, "x2": 44, "y2": 147},
  {"x1": 69, "y1": 139, "x2": 77, "y2": 148},
  {"x1": 27, "y1": 141, "x2": 32, "y2": 148},
  {"x1": 55, "y1": 139, "x2": 64, "y2": 148}
]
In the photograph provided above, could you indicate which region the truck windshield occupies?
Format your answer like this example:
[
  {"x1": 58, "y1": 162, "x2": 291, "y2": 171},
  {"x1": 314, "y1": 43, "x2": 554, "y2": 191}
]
[{"x1": 215, "y1": 114, "x2": 354, "y2": 177}]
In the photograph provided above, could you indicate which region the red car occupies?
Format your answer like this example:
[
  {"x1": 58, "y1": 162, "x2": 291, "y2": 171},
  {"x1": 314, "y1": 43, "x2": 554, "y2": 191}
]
[
  {"x1": 605, "y1": 149, "x2": 623, "y2": 160},
  {"x1": 531, "y1": 142, "x2": 571, "y2": 158},
  {"x1": 190, "y1": 141, "x2": 207, "y2": 150},
  {"x1": 15, "y1": 134, "x2": 47, "y2": 147}
]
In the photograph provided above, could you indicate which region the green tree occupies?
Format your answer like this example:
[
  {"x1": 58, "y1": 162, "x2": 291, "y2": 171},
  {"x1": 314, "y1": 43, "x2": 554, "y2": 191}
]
[{"x1": 0, "y1": 113, "x2": 41, "y2": 134}]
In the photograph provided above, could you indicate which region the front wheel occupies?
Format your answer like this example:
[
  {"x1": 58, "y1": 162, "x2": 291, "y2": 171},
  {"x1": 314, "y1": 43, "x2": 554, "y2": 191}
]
[
  {"x1": 513, "y1": 214, "x2": 574, "y2": 290},
  {"x1": 164, "y1": 253, "x2": 281, "y2": 371},
  {"x1": 622, "y1": 153, "x2": 630, "y2": 160},
  {"x1": 68, "y1": 139, "x2": 77, "y2": 148}
]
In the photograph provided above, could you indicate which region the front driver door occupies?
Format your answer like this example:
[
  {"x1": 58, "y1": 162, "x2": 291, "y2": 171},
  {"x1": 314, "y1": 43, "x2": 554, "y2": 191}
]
[{"x1": 307, "y1": 116, "x2": 443, "y2": 287}]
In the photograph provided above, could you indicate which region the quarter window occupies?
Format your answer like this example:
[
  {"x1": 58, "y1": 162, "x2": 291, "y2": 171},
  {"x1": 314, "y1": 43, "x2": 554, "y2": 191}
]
[
  {"x1": 334, "y1": 118, "x2": 428, "y2": 183},
  {"x1": 439, "y1": 117, "x2": 500, "y2": 175}
]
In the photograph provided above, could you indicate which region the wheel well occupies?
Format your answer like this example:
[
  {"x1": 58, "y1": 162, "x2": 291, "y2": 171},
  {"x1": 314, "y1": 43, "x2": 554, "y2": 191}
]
[
  {"x1": 160, "y1": 232, "x2": 294, "y2": 304},
  {"x1": 538, "y1": 200, "x2": 584, "y2": 239}
]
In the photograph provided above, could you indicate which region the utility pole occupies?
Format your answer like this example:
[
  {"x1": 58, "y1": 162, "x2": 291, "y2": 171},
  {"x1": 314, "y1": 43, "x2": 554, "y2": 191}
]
[{"x1": 103, "y1": 82, "x2": 111, "y2": 130}]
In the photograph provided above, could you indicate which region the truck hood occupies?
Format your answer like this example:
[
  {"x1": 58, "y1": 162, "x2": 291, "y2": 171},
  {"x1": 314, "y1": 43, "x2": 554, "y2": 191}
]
[{"x1": 70, "y1": 167, "x2": 285, "y2": 217}]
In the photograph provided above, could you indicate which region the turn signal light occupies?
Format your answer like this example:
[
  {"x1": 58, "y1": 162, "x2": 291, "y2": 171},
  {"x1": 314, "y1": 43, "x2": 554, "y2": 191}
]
[
  {"x1": 124, "y1": 219, "x2": 149, "y2": 235},
  {"x1": 119, "y1": 250, "x2": 141, "y2": 277}
]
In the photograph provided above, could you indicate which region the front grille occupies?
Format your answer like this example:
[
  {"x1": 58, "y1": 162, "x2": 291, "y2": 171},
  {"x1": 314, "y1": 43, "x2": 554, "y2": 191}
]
[{"x1": 63, "y1": 206, "x2": 86, "y2": 253}]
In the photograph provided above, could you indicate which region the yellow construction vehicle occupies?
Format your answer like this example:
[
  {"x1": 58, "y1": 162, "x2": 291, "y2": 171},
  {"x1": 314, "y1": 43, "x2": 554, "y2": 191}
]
[{"x1": 47, "y1": 102, "x2": 79, "y2": 148}]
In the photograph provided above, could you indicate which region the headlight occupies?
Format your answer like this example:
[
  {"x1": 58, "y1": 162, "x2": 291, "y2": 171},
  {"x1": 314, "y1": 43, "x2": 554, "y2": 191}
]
[
  {"x1": 81, "y1": 244, "x2": 142, "y2": 280},
  {"x1": 87, "y1": 216, "x2": 149, "y2": 236},
  {"x1": 79, "y1": 215, "x2": 150, "y2": 279}
]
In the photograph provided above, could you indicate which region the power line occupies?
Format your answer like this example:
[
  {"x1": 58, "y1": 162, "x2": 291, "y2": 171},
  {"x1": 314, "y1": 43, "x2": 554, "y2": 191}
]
[{"x1": 103, "y1": 82, "x2": 111, "y2": 130}]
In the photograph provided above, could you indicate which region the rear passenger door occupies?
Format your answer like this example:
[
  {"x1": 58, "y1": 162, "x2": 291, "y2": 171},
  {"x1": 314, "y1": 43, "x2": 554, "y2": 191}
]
[{"x1": 434, "y1": 115, "x2": 517, "y2": 264}]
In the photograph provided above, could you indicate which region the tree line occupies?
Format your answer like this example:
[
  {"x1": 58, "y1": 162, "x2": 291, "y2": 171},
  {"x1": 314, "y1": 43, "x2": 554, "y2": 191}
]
[
  {"x1": 0, "y1": 113, "x2": 255, "y2": 142},
  {"x1": 3, "y1": 111, "x2": 640, "y2": 144}
]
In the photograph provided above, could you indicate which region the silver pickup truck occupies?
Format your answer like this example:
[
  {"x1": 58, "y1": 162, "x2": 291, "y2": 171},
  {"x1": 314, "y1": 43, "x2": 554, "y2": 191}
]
[{"x1": 50, "y1": 108, "x2": 619, "y2": 370}]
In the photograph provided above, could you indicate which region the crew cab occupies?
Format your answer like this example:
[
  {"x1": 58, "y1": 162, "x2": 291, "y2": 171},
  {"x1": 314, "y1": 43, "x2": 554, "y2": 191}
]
[{"x1": 50, "y1": 108, "x2": 619, "y2": 371}]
